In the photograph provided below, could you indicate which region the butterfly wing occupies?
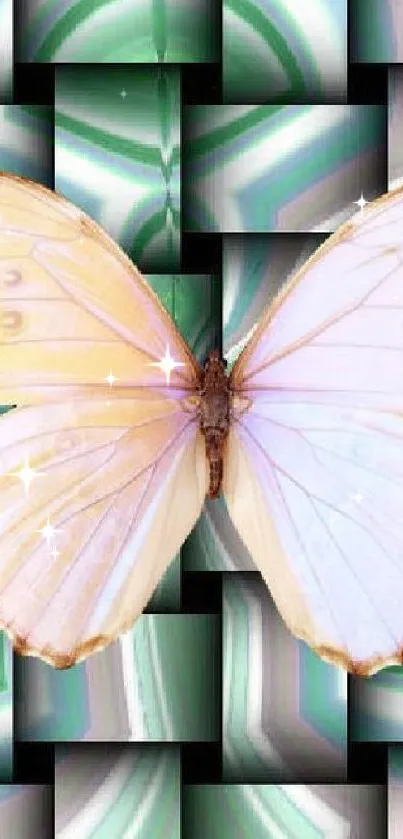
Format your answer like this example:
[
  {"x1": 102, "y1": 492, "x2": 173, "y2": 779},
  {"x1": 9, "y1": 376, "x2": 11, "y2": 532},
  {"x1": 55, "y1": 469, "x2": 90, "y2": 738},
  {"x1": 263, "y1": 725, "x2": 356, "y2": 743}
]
[
  {"x1": 0, "y1": 173, "x2": 207, "y2": 667},
  {"x1": 0, "y1": 172, "x2": 199, "y2": 406},
  {"x1": 226, "y1": 186, "x2": 403, "y2": 676},
  {"x1": 0, "y1": 395, "x2": 207, "y2": 668}
]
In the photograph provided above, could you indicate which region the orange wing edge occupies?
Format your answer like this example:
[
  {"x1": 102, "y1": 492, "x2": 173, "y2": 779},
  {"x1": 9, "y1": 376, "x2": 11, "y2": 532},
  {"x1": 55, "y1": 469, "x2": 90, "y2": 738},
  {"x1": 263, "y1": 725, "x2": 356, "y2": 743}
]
[{"x1": 0, "y1": 611, "x2": 139, "y2": 669}]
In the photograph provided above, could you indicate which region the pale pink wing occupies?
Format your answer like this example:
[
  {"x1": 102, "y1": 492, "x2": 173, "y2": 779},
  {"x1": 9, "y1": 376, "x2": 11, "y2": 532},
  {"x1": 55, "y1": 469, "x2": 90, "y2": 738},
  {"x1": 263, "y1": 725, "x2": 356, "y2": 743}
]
[
  {"x1": 227, "y1": 186, "x2": 403, "y2": 676},
  {"x1": 0, "y1": 173, "x2": 208, "y2": 667},
  {"x1": 0, "y1": 395, "x2": 207, "y2": 668}
]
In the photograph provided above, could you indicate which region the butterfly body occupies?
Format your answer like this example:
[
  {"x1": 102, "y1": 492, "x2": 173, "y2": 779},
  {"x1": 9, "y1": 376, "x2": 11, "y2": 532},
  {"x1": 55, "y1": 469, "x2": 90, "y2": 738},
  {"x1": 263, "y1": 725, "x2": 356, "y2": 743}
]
[{"x1": 199, "y1": 349, "x2": 231, "y2": 498}]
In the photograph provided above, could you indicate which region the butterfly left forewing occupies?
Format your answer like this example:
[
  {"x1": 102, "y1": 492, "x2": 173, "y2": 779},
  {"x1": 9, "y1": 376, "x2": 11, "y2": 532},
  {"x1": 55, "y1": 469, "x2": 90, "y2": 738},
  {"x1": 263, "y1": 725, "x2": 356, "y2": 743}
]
[
  {"x1": 226, "y1": 186, "x2": 403, "y2": 675},
  {"x1": 0, "y1": 172, "x2": 200, "y2": 406}
]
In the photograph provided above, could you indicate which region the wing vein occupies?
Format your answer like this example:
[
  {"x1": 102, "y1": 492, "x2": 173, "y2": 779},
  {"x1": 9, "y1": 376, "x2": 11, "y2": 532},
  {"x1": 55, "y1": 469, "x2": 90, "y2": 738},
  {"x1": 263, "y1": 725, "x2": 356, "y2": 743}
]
[
  {"x1": 238, "y1": 418, "x2": 401, "y2": 645},
  {"x1": 241, "y1": 259, "x2": 400, "y2": 382}
]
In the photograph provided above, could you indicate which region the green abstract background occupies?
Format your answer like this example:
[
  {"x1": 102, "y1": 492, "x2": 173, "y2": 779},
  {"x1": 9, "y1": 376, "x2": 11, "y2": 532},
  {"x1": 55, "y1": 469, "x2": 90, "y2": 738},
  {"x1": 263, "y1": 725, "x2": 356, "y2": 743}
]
[
  {"x1": 17, "y1": 0, "x2": 219, "y2": 63},
  {"x1": 1, "y1": 2, "x2": 403, "y2": 835},
  {"x1": 55, "y1": 66, "x2": 181, "y2": 271},
  {"x1": 223, "y1": 0, "x2": 347, "y2": 103}
]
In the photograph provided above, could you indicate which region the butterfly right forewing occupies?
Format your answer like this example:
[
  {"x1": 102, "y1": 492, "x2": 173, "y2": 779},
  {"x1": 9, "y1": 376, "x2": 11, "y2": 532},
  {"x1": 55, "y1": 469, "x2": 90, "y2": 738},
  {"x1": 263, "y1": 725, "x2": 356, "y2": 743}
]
[{"x1": 225, "y1": 186, "x2": 403, "y2": 676}]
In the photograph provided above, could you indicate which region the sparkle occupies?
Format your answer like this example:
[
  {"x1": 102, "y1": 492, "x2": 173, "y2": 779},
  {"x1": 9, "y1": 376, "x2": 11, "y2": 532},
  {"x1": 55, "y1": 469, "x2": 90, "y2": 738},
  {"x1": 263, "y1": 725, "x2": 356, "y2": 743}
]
[
  {"x1": 37, "y1": 517, "x2": 62, "y2": 546},
  {"x1": 50, "y1": 546, "x2": 61, "y2": 561},
  {"x1": 354, "y1": 193, "x2": 368, "y2": 212},
  {"x1": 10, "y1": 456, "x2": 45, "y2": 495},
  {"x1": 106, "y1": 399, "x2": 111, "y2": 408},
  {"x1": 105, "y1": 371, "x2": 119, "y2": 387},
  {"x1": 352, "y1": 491, "x2": 364, "y2": 504},
  {"x1": 148, "y1": 344, "x2": 186, "y2": 385},
  {"x1": 120, "y1": 89, "x2": 127, "y2": 98}
]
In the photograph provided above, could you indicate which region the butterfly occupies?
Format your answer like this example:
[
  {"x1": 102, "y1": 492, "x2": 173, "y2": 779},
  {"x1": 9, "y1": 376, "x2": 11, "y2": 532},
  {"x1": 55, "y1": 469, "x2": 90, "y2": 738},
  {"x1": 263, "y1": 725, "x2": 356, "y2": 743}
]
[{"x1": 1, "y1": 172, "x2": 403, "y2": 675}]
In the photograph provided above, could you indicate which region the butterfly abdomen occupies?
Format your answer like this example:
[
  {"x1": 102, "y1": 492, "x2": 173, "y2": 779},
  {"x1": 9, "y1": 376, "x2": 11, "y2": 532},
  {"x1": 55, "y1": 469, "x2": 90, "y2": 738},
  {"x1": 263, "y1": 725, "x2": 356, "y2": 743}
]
[{"x1": 199, "y1": 350, "x2": 231, "y2": 499}]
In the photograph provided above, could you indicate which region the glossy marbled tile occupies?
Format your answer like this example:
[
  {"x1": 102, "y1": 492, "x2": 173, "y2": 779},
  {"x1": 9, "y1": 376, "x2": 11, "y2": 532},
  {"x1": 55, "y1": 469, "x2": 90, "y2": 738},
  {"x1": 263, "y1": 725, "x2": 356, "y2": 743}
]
[
  {"x1": 388, "y1": 67, "x2": 403, "y2": 190},
  {"x1": 222, "y1": 575, "x2": 347, "y2": 781},
  {"x1": 17, "y1": 615, "x2": 220, "y2": 742},
  {"x1": 351, "y1": 0, "x2": 403, "y2": 63},
  {"x1": 350, "y1": 668, "x2": 403, "y2": 741},
  {"x1": 223, "y1": 0, "x2": 347, "y2": 103},
  {"x1": 0, "y1": 785, "x2": 52, "y2": 839},
  {"x1": 56, "y1": 745, "x2": 179, "y2": 838},
  {"x1": 0, "y1": 0, "x2": 12, "y2": 102},
  {"x1": 55, "y1": 65, "x2": 180, "y2": 271},
  {"x1": 183, "y1": 783, "x2": 385, "y2": 838},
  {"x1": 184, "y1": 105, "x2": 385, "y2": 232},
  {"x1": 0, "y1": 105, "x2": 53, "y2": 185},
  {"x1": 16, "y1": 0, "x2": 219, "y2": 63}
]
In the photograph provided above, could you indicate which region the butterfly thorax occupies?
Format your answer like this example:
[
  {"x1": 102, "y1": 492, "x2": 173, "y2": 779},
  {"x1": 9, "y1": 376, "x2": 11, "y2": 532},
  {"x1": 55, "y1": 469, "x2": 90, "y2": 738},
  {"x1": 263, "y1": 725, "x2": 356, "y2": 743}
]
[{"x1": 199, "y1": 349, "x2": 231, "y2": 499}]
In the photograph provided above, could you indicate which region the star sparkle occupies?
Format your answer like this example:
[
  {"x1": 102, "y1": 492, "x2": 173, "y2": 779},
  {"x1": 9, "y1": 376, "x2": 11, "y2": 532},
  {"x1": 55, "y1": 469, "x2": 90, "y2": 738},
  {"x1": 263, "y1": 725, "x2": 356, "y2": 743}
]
[
  {"x1": 148, "y1": 344, "x2": 186, "y2": 385},
  {"x1": 10, "y1": 456, "x2": 45, "y2": 495},
  {"x1": 50, "y1": 546, "x2": 61, "y2": 561},
  {"x1": 37, "y1": 517, "x2": 63, "y2": 547},
  {"x1": 354, "y1": 193, "x2": 368, "y2": 212},
  {"x1": 105, "y1": 371, "x2": 119, "y2": 387},
  {"x1": 120, "y1": 89, "x2": 127, "y2": 98}
]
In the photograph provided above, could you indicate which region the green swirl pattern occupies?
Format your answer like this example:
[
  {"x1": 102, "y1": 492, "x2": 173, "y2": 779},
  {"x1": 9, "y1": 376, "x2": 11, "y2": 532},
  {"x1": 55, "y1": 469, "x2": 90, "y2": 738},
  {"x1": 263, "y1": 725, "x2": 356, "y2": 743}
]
[
  {"x1": 223, "y1": 0, "x2": 347, "y2": 103},
  {"x1": 17, "y1": 0, "x2": 218, "y2": 63},
  {"x1": 183, "y1": 783, "x2": 384, "y2": 837},
  {"x1": 0, "y1": 105, "x2": 53, "y2": 184},
  {"x1": 223, "y1": 576, "x2": 347, "y2": 782},
  {"x1": 0, "y1": 635, "x2": 12, "y2": 780},
  {"x1": 389, "y1": 747, "x2": 403, "y2": 838},
  {"x1": 0, "y1": 0, "x2": 12, "y2": 102},
  {"x1": 184, "y1": 104, "x2": 385, "y2": 232},
  {"x1": 351, "y1": 0, "x2": 401, "y2": 63},
  {"x1": 388, "y1": 67, "x2": 403, "y2": 190},
  {"x1": 351, "y1": 668, "x2": 403, "y2": 741},
  {"x1": 55, "y1": 66, "x2": 180, "y2": 270},
  {"x1": 17, "y1": 615, "x2": 219, "y2": 742},
  {"x1": 56, "y1": 747, "x2": 180, "y2": 838}
]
